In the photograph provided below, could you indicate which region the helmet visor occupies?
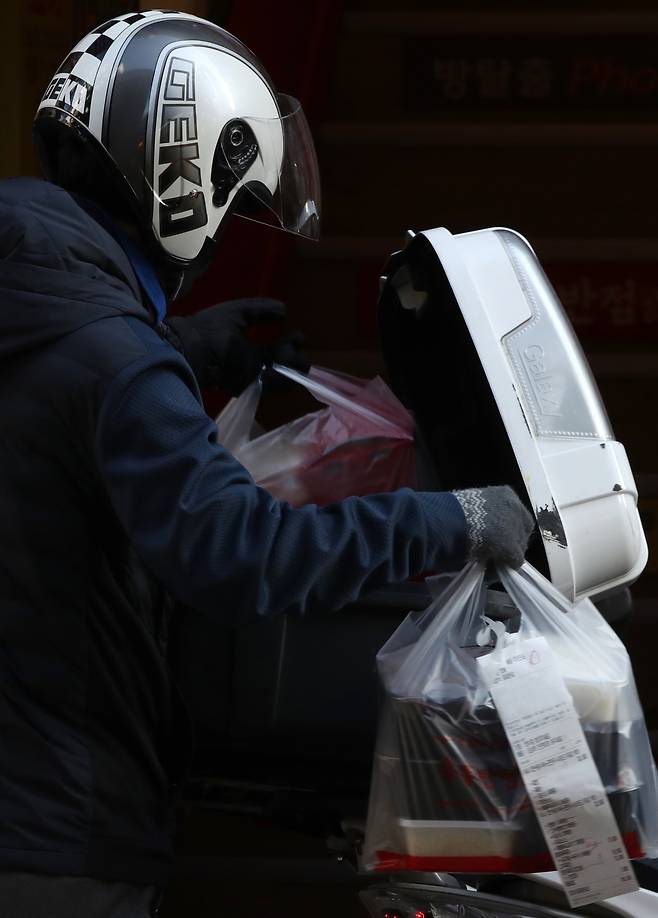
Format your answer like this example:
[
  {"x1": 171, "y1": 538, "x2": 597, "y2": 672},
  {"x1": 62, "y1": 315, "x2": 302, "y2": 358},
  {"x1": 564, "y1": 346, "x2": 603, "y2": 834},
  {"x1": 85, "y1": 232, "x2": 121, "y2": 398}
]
[{"x1": 220, "y1": 93, "x2": 321, "y2": 240}]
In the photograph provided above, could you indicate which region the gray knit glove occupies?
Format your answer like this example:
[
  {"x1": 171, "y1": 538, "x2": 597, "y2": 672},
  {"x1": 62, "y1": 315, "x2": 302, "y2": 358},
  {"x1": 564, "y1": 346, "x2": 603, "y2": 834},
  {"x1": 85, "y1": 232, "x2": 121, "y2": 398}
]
[{"x1": 452, "y1": 485, "x2": 535, "y2": 569}]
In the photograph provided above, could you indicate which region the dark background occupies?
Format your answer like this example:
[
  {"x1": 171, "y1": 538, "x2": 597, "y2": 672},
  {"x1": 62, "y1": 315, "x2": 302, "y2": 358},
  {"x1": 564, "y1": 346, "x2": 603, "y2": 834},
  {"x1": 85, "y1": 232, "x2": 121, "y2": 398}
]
[{"x1": 3, "y1": 2, "x2": 658, "y2": 915}]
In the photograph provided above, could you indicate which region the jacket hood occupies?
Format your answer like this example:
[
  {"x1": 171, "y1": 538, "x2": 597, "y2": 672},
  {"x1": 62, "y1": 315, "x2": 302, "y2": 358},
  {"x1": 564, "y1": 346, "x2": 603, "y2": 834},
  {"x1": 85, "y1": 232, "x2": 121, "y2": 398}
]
[{"x1": 0, "y1": 178, "x2": 151, "y2": 361}]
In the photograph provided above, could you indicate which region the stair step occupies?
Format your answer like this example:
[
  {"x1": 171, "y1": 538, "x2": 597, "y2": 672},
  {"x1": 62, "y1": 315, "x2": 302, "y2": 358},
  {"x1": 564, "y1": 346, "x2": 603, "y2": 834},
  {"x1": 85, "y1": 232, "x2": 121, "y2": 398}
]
[
  {"x1": 296, "y1": 236, "x2": 658, "y2": 262},
  {"x1": 315, "y1": 142, "x2": 658, "y2": 237},
  {"x1": 319, "y1": 122, "x2": 658, "y2": 147},
  {"x1": 637, "y1": 474, "x2": 658, "y2": 496},
  {"x1": 342, "y1": 10, "x2": 658, "y2": 35},
  {"x1": 344, "y1": 0, "x2": 658, "y2": 15},
  {"x1": 589, "y1": 354, "x2": 658, "y2": 379}
]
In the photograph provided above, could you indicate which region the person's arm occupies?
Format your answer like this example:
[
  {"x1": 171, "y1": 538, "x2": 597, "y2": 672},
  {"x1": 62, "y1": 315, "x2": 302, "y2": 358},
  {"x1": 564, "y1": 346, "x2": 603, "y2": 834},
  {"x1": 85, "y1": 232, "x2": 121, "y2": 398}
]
[{"x1": 95, "y1": 352, "x2": 469, "y2": 624}]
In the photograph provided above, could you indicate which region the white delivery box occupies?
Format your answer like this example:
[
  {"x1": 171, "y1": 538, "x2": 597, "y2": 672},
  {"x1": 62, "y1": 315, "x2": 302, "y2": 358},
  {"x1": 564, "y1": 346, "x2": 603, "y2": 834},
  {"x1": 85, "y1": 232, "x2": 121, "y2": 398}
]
[{"x1": 378, "y1": 227, "x2": 648, "y2": 602}]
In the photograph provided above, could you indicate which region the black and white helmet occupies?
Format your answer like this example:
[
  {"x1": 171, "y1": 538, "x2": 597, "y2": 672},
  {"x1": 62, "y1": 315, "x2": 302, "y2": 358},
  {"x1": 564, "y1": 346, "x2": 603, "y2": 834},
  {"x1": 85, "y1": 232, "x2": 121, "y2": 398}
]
[{"x1": 34, "y1": 9, "x2": 321, "y2": 275}]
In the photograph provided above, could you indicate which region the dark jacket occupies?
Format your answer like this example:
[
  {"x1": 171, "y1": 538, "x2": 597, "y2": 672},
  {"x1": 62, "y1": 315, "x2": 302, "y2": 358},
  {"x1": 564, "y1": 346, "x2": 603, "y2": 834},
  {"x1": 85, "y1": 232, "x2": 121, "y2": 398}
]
[{"x1": 0, "y1": 177, "x2": 469, "y2": 885}]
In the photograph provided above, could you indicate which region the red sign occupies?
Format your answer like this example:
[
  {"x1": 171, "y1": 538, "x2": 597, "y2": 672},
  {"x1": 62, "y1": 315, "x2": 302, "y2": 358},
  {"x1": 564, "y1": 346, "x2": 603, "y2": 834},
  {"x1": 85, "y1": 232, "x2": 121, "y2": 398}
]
[
  {"x1": 406, "y1": 36, "x2": 658, "y2": 112},
  {"x1": 547, "y1": 262, "x2": 658, "y2": 339}
]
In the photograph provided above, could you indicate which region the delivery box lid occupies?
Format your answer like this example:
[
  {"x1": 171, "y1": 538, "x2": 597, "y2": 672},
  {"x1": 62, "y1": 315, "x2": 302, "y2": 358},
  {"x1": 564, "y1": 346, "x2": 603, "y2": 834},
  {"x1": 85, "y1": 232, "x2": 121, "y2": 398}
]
[{"x1": 378, "y1": 227, "x2": 648, "y2": 602}]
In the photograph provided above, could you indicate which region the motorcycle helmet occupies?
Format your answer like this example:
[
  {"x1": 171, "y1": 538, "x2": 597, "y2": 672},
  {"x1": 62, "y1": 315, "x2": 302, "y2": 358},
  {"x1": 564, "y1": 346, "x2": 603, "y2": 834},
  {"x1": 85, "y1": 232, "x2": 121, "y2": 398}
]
[{"x1": 33, "y1": 9, "x2": 321, "y2": 291}]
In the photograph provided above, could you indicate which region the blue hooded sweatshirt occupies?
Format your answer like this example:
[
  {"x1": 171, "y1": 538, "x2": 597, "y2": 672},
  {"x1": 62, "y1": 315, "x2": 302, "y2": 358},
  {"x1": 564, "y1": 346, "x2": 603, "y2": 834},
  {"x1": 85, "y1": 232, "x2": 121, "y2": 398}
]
[{"x1": 0, "y1": 177, "x2": 468, "y2": 885}]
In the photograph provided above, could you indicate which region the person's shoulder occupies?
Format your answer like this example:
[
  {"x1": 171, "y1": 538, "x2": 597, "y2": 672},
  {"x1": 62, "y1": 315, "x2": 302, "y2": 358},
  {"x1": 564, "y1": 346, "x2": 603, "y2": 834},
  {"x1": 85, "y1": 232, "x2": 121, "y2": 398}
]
[
  {"x1": 0, "y1": 177, "x2": 125, "y2": 276},
  {"x1": 0, "y1": 178, "x2": 123, "y2": 259},
  {"x1": 57, "y1": 314, "x2": 171, "y2": 375},
  {"x1": 0, "y1": 178, "x2": 74, "y2": 254},
  {"x1": 31, "y1": 315, "x2": 195, "y2": 421},
  {"x1": 0, "y1": 176, "x2": 70, "y2": 210}
]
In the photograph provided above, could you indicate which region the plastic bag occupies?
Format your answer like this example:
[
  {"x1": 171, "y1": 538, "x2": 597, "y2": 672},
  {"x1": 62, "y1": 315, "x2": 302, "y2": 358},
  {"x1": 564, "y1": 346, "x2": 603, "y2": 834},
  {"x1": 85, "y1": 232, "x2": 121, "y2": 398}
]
[
  {"x1": 362, "y1": 561, "x2": 658, "y2": 874},
  {"x1": 215, "y1": 364, "x2": 417, "y2": 505}
]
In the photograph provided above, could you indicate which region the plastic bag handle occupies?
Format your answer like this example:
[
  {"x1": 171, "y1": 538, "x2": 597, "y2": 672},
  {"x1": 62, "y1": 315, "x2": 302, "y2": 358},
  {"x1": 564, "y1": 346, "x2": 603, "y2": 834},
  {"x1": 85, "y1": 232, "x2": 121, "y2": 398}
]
[
  {"x1": 386, "y1": 561, "x2": 488, "y2": 696},
  {"x1": 498, "y1": 561, "x2": 576, "y2": 618},
  {"x1": 215, "y1": 375, "x2": 263, "y2": 453}
]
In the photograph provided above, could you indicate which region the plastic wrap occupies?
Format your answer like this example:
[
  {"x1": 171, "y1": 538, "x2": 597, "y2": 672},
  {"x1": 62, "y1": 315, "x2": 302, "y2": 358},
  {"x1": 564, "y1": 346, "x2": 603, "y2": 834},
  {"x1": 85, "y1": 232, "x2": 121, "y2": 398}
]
[
  {"x1": 216, "y1": 365, "x2": 417, "y2": 505},
  {"x1": 363, "y1": 562, "x2": 658, "y2": 874}
]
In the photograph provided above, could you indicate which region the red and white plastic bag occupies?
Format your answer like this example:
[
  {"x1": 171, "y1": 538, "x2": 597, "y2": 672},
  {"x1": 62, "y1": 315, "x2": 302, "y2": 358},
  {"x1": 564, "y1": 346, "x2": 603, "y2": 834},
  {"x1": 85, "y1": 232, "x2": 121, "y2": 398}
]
[{"x1": 215, "y1": 364, "x2": 417, "y2": 505}]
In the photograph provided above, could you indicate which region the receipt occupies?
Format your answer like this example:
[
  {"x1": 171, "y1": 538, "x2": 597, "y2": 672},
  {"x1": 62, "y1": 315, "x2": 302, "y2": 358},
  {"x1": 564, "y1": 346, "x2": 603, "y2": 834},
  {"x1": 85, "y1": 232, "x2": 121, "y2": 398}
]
[{"x1": 478, "y1": 635, "x2": 638, "y2": 908}]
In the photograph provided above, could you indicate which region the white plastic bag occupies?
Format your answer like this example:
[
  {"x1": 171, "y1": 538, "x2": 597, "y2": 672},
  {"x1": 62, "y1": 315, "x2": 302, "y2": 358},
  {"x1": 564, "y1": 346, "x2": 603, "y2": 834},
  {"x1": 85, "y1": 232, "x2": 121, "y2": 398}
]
[
  {"x1": 216, "y1": 365, "x2": 417, "y2": 506},
  {"x1": 363, "y1": 561, "x2": 658, "y2": 874}
]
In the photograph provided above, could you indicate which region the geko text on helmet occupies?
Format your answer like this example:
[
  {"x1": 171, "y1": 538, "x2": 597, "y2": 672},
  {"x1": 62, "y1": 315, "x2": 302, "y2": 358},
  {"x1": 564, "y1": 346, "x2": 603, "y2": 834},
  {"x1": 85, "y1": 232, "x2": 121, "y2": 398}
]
[{"x1": 157, "y1": 56, "x2": 208, "y2": 239}]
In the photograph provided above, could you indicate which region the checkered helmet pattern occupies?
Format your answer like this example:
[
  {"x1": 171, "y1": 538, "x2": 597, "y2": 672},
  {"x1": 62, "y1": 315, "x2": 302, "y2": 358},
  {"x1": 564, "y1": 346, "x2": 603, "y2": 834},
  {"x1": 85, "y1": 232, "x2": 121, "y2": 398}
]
[
  {"x1": 38, "y1": 11, "x2": 180, "y2": 130},
  {"x1": 33, "y1": 10, "x2": 295, "y2": 268}
]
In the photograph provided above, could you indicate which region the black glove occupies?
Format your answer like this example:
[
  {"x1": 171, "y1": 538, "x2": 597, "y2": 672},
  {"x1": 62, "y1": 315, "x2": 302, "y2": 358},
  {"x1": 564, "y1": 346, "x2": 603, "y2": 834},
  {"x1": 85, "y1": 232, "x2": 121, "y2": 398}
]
[
  {"x1": 166, "y1": 298, "x2": 310, "y2": 395},
  {"x1": 452, "y1": 485, "x2": 535, "y2": 569}
]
